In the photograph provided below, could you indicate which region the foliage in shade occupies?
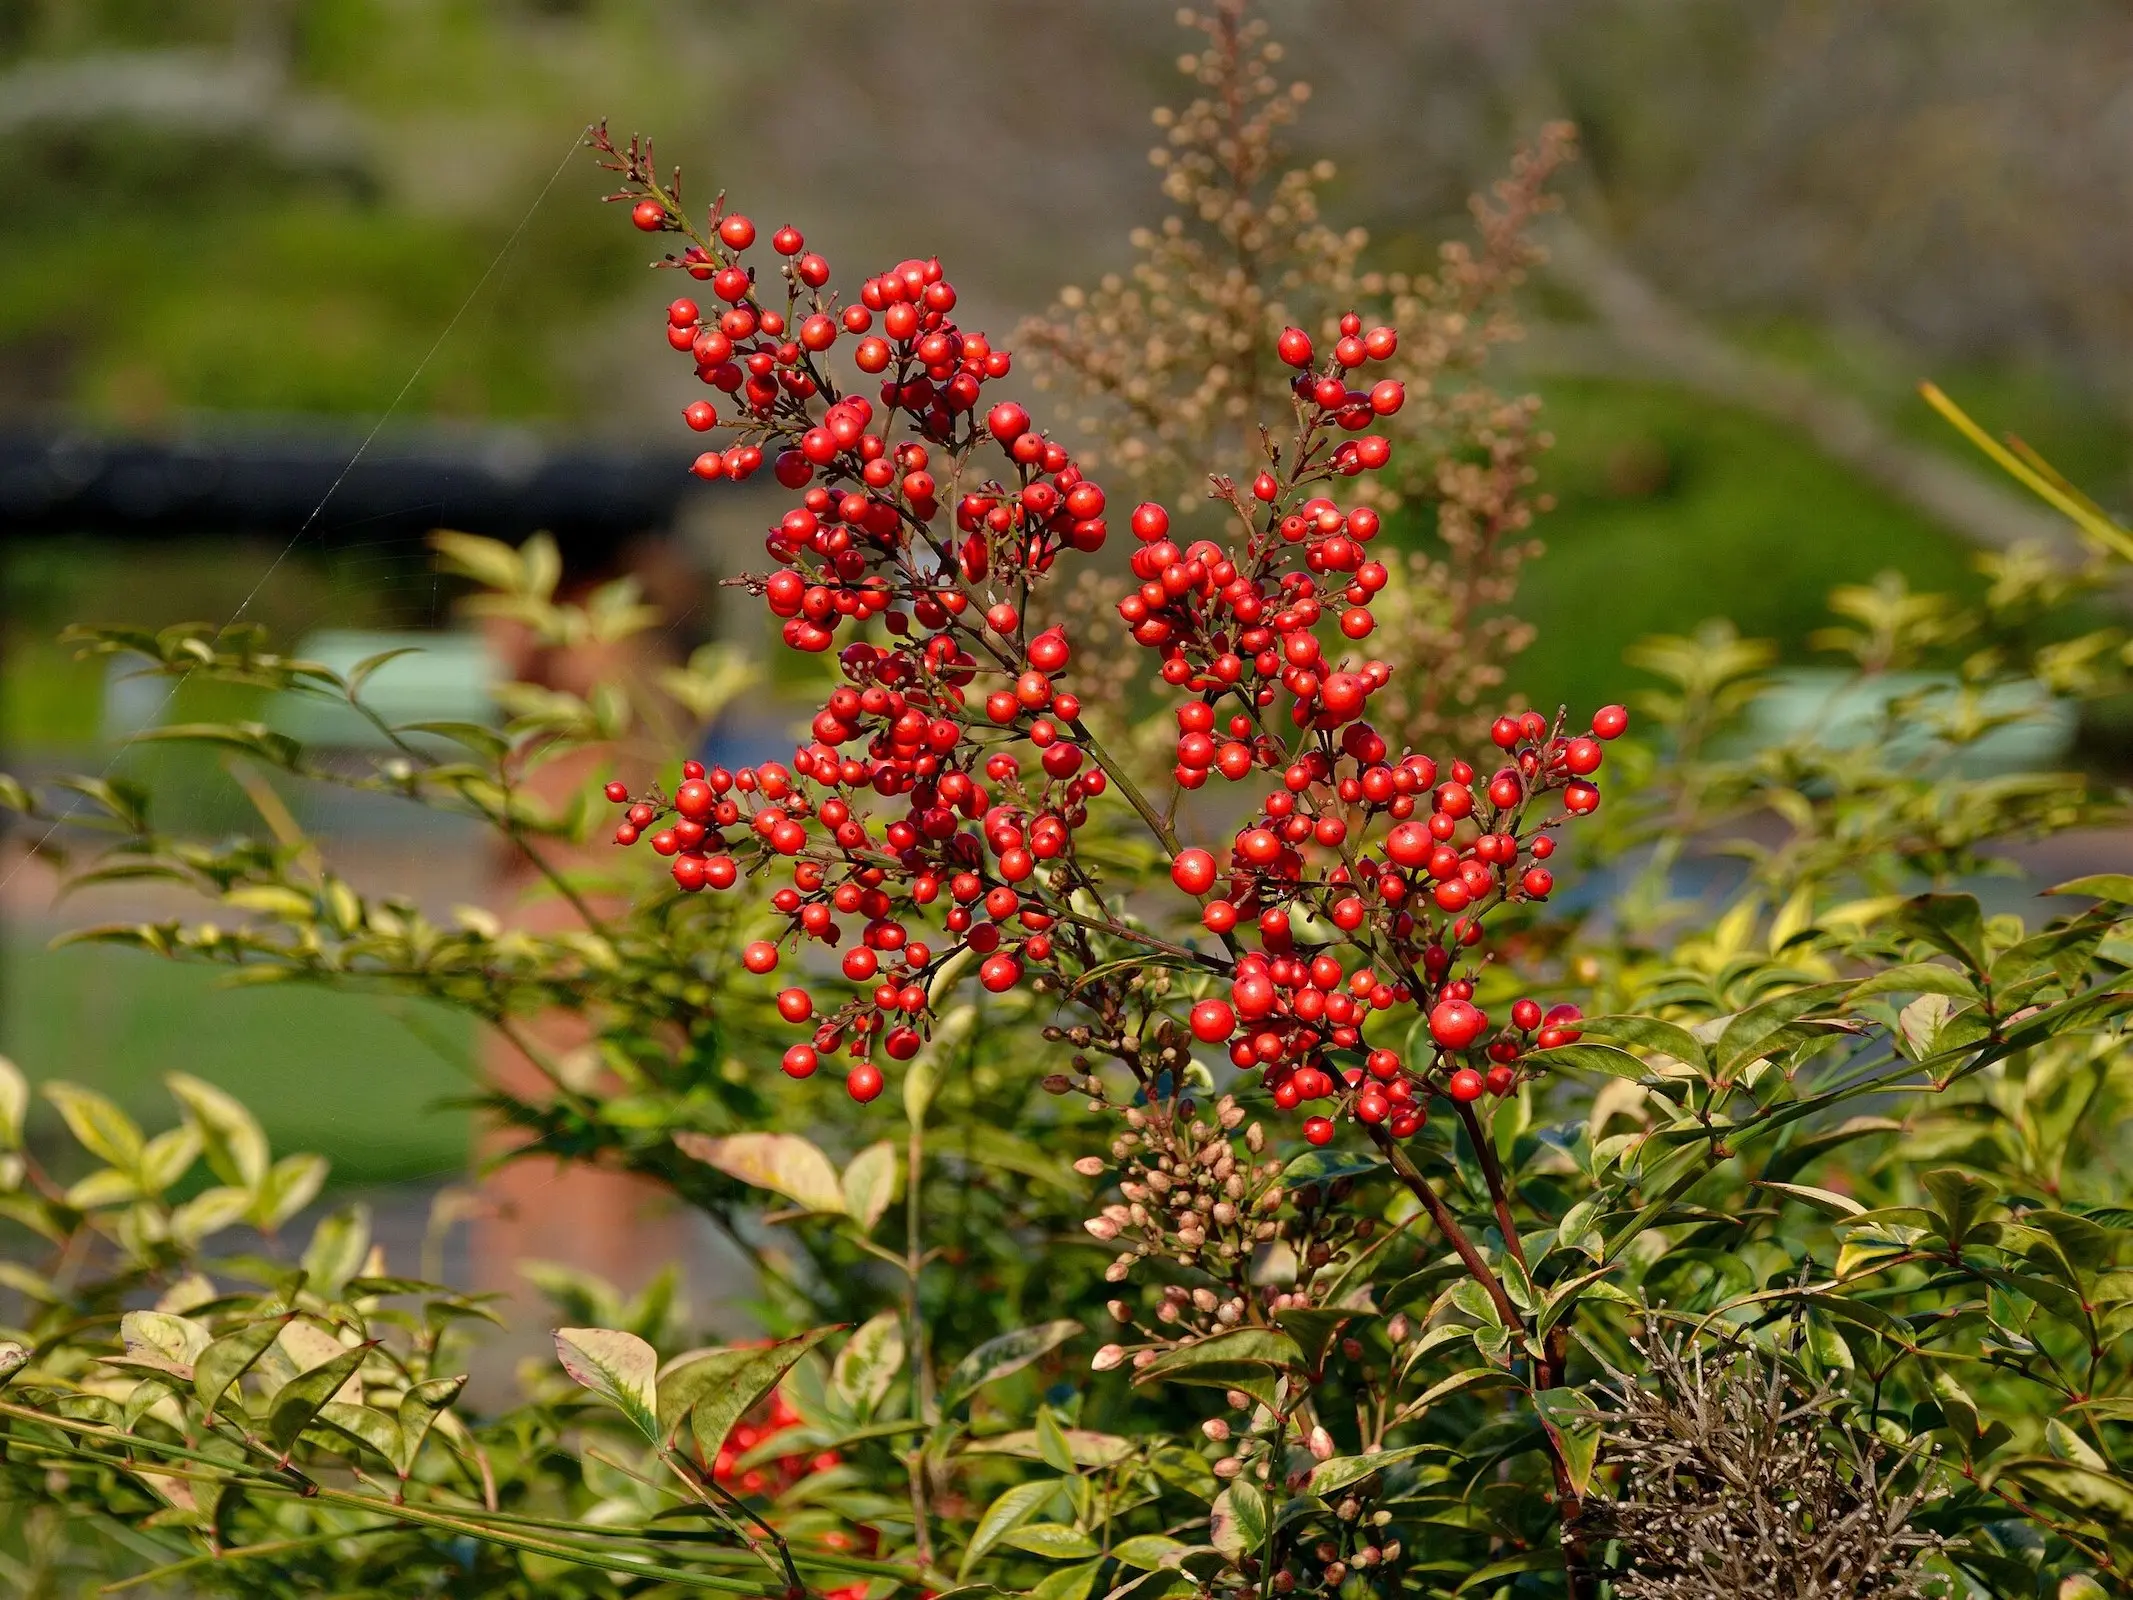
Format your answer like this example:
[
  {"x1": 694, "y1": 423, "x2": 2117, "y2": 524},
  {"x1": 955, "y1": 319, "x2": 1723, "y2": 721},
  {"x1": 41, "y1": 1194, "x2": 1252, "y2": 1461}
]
[{"x1": 4, "y1": 7, "x2": 2133, "y2": 1599}]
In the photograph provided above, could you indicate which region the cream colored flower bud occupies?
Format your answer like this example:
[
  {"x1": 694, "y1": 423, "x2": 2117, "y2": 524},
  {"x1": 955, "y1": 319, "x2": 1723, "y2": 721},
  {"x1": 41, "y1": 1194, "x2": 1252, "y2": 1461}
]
[{"x1": 1091, "y1": 1343, "x2": 1125, "y2": 1371}]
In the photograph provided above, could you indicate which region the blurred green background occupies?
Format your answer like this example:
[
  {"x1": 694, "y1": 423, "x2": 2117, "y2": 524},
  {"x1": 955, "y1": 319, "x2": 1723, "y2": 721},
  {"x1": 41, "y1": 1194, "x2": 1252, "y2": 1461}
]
[{"x1": 2, "y1": 0, "x2": 2127, "y2": 1179}]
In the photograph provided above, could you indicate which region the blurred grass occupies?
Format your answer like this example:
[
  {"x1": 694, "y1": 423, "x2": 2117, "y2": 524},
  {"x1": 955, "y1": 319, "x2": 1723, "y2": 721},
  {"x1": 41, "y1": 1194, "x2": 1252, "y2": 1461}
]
[{"x1": 0, "y1": 937, "x2": 473, "y2": 1184}]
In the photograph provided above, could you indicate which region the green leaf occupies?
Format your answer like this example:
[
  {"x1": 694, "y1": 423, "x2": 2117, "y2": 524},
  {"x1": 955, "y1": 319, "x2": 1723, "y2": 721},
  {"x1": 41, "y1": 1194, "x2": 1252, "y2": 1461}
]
[
  {"x1": 1212, "y1": 1479, "x2": 1269, "y2": 1559},
  {"x1": 964, "y1": 1428, "x2": 1136, "y2": 1469},
  {"x1": 1754, "y1": 1181, "x2": 1866, "y2": 1218},
  {"x1": 137, "y1": 1124, "x2": 202, "y2": 1196},
  {"x1": 553, "y1": 1327, "x2": 661, "y2": 1443},
  {"x1": 832, "y1": 1311, "x2": 904, "y2": 1420},
  {"x1": 194, "y1": 1314, "x2": 293, "y2": 1418},
  {"x1": 2047, "y1": 1418, "x2": 2108, "y2": 1469},
  {"x1": 1308, "y1": 1444, "x2": 1434, "y2": 1497},
  {"x1": 2000, "y1": 1457, "x2": 2133, "y2": 1526},
  {"x1": 42, "y1": 1082, "x2": 143, "y2": 1171},
  {"x1": 1034, "y1": 1407, "x2": 1077, "y2": 1474},
  {"x1": 2047, "y1": 874, "x2": 2133, "y2": 903},
  {"x1": 318, "y1": 1401, "x2": 402, "y2": 1465},
  {"x1": 1577, "y1": 1015, "x2": 1710, "y2": 1072},
  {"x1": 667, "y1": 1326, "x2": 840, "y2": 1457},
  {"x1": 1849, "y1": 963, "x2": 1981, "y2": 1001},
  {"x1": 165, "y1": 1072, "x2": 269, "y2": 1189},
  {"x1": 1409, "y1": 1366, "x2": 1518, "y2": 1412},
  {"x1": 0, "y1": 1057, "x2": 26, "y2": 1150},
  {"x1": 1532, "y1": 1389, "x2": 1601, "y2": 1498},
  {"x1": 252, "y1": 1153, "x2": 329, "y2": 1229},
  {"x1": 1134, "y1": 1327, "x2": 1301, "y2": 1410},
  {"x1": 1028, "y1": 1560, "x2": 1104, "y2": 1600},
  {"x1": 1900, "y1": 893, "x2": 1988, "y2": 972},
  {"x1": 946, "y1": 1320, "x2": 1081, "y2": 1407},
  {"x1": 429, "y1": 530, "x2": 525, "y2": 593},
  {"x1": 1110, "y1": 1535, "x2": 1193, "y2": 1570},
  {"x1": 841, "y1": 1141, "x2": 899, "y2": 1231},
  {"x1": 121, "y1": 1310, "x2": 210, "y2": 1371},
  {"x1": 1535, "y1": 1267, "x2": 1624, "y2": 1339},
  {"x1": 1282, "y1": 1148, "x2": 1383, "y2": 1186},
  {"x1": 1457, "y1": 1549, "x2": 1564, "y2": 1591},
  {"x1": 170, "y1": 1185, "x2": 254, "y2": 1246},
  {"x1": 0, "y1": 1343, "x2": 26, "y2": 1386},
  {"x1": 1274, "y1": 1306, "x2": 1365, "y2": 1370},
  {"x1": 64, "y1": 1167, "x2": 139, "y2": 1209},
  {"x1": 302, "y1": 1204, "x2": 372, "y2": 1299},
  {"x1": 267, "y1": 1341, "x2": 377, "y2": 1454},
  {"x1": 673, "y1": 1130, "x2": 846, "y2": 1213},
  {"x1": 1529, "y1": 1042, "x2": 1651, "y2": 1079},
  {"x1": 1923, "y1": 1168, "x2": 1998, "y2": 1251},
  {"x1": 392, "y1": 1375, "x2": 467, "y2": 1476},
  {"x1": 961, "y1": 1479, "x2": 1061, "y2": 1574},
  {"x1": 1930, "y1": 1367, "x2": 1979, "y2": 1439},
  {"x1": 1003, "y1": 1524, "x2": 1101, "y2": 1560}
]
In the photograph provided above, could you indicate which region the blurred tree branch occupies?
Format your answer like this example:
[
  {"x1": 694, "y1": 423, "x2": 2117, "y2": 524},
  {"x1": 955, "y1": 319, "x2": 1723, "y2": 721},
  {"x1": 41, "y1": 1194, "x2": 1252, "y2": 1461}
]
[{"x1": 1534, "y1": 218, "x2": 2077, "y2": 558}]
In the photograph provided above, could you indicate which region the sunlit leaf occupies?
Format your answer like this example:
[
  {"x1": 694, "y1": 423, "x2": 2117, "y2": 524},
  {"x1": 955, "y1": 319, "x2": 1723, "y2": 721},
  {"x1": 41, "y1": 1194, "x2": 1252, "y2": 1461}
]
[
  {"x1": 673, "y1": 1130, "x2": 845, "y2": 1214},
  {"x1": 554, "y1": 1327, "x2": 661, "y2": 1443}
]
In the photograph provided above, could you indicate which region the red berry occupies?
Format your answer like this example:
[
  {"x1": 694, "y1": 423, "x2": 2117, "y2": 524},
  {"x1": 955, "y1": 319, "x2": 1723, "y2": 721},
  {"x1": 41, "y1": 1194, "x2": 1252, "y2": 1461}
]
[
  {"x1": 1171, "y1": 848, "x2": 1218, "y2": 896},
  {"x1": 1511, "y1": 998, "x2": 1543, "y2": 1031},
  {"x1": 1447, "y1": 1067, "x2": 1485, "y2": 1102},
  {"x1": 1564, "y1": 737, "x2": 1603, "y2": 776},
  {"x1": 630, "y1": 198, "x2": 667, "y2": 231},
  {"x1": 684, "y1": 400, "x2": 718, "y2": 432},
  {"x1": 846, "y1": 1062, "x2": 883, "y2": 1102},
  {"x1": 717, "y1": 214, "x2": 756, "y2": 250},
  {"x1": 772, "y1": 225, "x2": 804, "y2": 255},
  {"x1": 777, "y1": 988, "x2": 814, "y2": 1023},
  {"x1": 742, "y1": 941, "x2": 780, "y2": 974},
  {"x1": 1277, "y1": 327, "x2": 1315, "y2": 368},
  {"x1": 1303, "y1": 1115, "x2": 1335, "y2": 1145},
  {"x1": 1485, "y1": 1064, "x2": 1517, "y2": 1096},
  {"x1": 604, "y1": 780, "x2": 629, "y2": 802},
  {"x1": 986, "y1": 402, "x2": 1030, "y2": 441},
  {"x1": 1592, "y1": 704, "x2": 1629, "y2": 740},
  {"x1": 781, "y1": 1043, "x2": 819, "y2": 1078},
  {"x1": 1429, "y1": 999, "x2": 1486, "y2": 1051},
  {"x1": 1189, "y1": 998, "x2": 1236, "y2": 1043}
]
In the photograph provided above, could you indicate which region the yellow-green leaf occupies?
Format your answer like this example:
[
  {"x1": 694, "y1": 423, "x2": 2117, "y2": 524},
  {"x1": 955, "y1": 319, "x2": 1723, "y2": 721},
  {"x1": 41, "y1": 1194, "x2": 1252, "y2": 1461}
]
[
  {"x1": 554, "y1": 1327, "x2": 660, "y2": 1442},
  {"x1": 674, "y1": 1131, "x2": 845, "y2": 1213}
]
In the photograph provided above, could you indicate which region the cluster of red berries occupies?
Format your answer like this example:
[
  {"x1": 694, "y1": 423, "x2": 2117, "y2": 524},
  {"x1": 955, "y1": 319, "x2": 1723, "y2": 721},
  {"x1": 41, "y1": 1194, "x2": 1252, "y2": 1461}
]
[{"x1": 598, "y1": 165, "x2": 1625, "y2": 1147}]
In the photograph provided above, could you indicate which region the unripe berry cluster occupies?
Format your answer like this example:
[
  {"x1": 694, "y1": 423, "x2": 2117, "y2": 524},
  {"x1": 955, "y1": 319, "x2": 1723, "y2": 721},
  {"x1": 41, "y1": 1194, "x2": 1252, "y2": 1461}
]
[{"x1": 591, "y1": 129, "x2": 1625, "y2": 1146}]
